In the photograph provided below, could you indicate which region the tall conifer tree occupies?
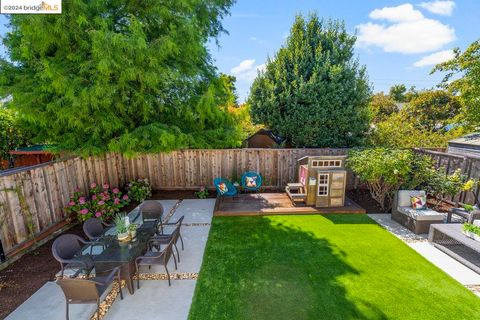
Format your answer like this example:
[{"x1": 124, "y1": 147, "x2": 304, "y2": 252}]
[{"x1": 249, "y1": 14, "x2": 371, "y2": 147}]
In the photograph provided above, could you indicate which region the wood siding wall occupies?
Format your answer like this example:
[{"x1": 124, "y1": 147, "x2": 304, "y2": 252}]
[{"x1": 0, "y1": 148, "x2": 350, "y2": 255}]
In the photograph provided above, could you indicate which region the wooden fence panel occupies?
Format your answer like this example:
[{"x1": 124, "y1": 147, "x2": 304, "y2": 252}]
[{"x1": 0, "y1": 148, "x2": 354, "y2": 255}]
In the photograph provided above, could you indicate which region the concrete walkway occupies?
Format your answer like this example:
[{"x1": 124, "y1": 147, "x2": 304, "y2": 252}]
[
  {"x1": 368, "y1": 214, "x2": 480, "y2": 295},
  {"x1": 6, "y1": 199, "x2": 215, "y2": 320}
]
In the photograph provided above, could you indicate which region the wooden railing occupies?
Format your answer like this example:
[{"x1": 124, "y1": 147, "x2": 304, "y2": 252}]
[{"x1": 414, "y1": 148, "x2": 480, "y2": 205}]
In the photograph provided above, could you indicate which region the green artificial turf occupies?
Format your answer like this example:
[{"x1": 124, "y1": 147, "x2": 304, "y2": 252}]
[{"x1": 189, "y1": 214, "x2": 480, "y2": 320}]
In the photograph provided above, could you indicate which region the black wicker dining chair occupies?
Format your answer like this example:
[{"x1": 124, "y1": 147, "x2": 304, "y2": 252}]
[
  {"x1": 83, "y1": 218, "x2": 105, "y2": 241},
  {"x1": 148, "y1": 216, "x2": 185, "y2": 264},
  {"x1": 52, "y1": 234, "x2": 95, "y2": 277},
  {"x1": 139, "y1": 200, "x2": 164, "y2": 234},
  {"x1": 135, "y1": 238, "x2": 176, "y2": 287},
  {"x1": 56, "y1": 267, "x2": 123, "y2": 320}
]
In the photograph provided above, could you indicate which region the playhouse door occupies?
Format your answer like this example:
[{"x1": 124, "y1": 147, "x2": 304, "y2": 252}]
[
  {"x1": 315, "y1": 171, "x2": 346, "y2": 207},
  {"x1": 329, "y1": 171, "x2": 346, "y2": 207}
]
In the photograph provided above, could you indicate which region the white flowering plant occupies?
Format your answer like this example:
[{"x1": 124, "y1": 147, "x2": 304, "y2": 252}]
[{"x1": 127, "y1": 178, "x2": 152, "y2": 202}]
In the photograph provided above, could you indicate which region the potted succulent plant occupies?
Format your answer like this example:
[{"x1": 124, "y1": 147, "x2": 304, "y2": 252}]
[
  {"x1": 115, "y1": 213, "x2": 129, "y2": 241},
  {"x1": 128, "y1": 223, "x2": 138, "y2": 238}
]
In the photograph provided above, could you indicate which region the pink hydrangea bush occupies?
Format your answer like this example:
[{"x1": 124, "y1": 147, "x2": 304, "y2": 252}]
[
  {"x1": 65, "y1": 190, "x2": 91, "y2": 221},
  {"x1": 65, "y1": 182, "x2": 130, "y2": 222}
]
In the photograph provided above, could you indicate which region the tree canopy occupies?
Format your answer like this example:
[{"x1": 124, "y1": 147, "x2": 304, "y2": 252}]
[
  {"x1": 389, "y1": 84, "x2": 407, "y2": 103},
  {"x1": 368, "y1": 92, "x2": 398, "y2": 123},
  {"x1": 248, "y1": 14, "x2": 371, "y2": 148},
  {"x1": 0, "y1": 105, "x2": 32, "y2": 168},
  {"x1": 403, "y1": 90, "x2": 462, "y2": 131},
  {"x1": 0, "y1": 0, "x2": 242, "y2": 156},
  {"x1": 434, "y1": 39, "x2": 480, "y2": 125},
  {"x1": 367, "y1": 111, "x2": 464, "y2": 149}
]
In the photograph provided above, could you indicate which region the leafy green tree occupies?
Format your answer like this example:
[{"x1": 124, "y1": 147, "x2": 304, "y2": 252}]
[
  {"x1": 218, "y1": 74, "x2": 238, "y2": 107},
  {"x1": 0, "y1": 106, "x2": 33, "y2": 168},
  {"x1": 348, "y1": 148, "x2": 434, "y2": 210},
  {"x1": 228, "y1": 103, "x2": 262, "y2": 138},
  {"x1": 368, "y1": 111, "x2": 465, "y2": 148},
  {"x1": 403, "y1": 90, "x2": 462, "y2": 131},
  {"x1": 347, "y1": 149, "x2": 413, "y2": 210},
  {"x1": 249, "y1": 14, "x2": 371, "y2": 148},
  {"x1": 404, "y1": 86, "x2": 419, "y2": 103},
  {"x1": 369, "y1": 92, "x2": 398, "y2": 123},
  {"x1": 434, "y1": 40, "x2": 480, "y2": 125},
  {"x1": 389, "y1": 84, "x2": 407, "y2": 102},
  {"x1": 0, "y1": 0, "x2": 240, "y2": 156}
]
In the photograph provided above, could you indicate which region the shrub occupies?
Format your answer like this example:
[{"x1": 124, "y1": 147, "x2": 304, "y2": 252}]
[
  {"x1": 426, "y1": 168, "x2": 474, "y2": 208},
  {"x1": 195, "y1": 186, "x2": 209, "y2": 199},
  {"x1": 347, "y1": 149, "x2": 433, "y2": 210},
  {"x1": 127, "y1": 178, "x2": 152, "y2": 202},
  {"x1": 65, "y1": 182, "x2": 130, "y2": 222}
]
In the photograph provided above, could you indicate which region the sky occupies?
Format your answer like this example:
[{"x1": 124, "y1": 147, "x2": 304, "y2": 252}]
[
  {"x1": 0, "y1": 1, "x2": 478, "y2": 103},
  {"x1": 208, "y1": 0, "x2": 480, "y2": 102}
]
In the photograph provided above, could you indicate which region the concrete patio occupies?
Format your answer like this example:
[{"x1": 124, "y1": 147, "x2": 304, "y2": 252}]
[{"x1": 6, "y1": 199, "x2": 215, "y2": 320}]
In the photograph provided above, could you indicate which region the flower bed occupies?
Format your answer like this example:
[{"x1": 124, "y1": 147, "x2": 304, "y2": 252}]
[{"x1": 66, "y1": 182, "x2": 130, "y2": 222}]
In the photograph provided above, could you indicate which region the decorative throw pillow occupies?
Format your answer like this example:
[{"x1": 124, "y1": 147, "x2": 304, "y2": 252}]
[
  {"x1": 411, "y1": 195, "x2": 427, "y2": 210},
  {"x1": 246, "y1": 176, "x2": 257, "y2": 188},
  {"x1": 217, "y1": 182, "x2": 228, "y2": 195}
]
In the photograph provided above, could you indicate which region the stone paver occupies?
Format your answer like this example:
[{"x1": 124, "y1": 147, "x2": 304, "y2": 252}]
[
  {"x1": 169, "y1": 199, "x2": 215, "y2": 224},
  {"x1": 6, "y1": 199, "x2": 213, "y2": 320},
  {"x1": 6, "y1": 282, "x2": 100, "y2": 320},
  {"x1": 105, "y1": 280, "x2": 197, "y2": 320},
  {"x1": 149, "y1": 226, "x2": 210, "y2": 274}
]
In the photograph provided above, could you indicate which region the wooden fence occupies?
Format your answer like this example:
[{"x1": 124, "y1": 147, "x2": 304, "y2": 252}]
[
  {"x1": 0, "y1": 148, "x2": 350, "y2": 256},
  {"x1": 415, "y1": 148, "x2": 480, "y2": 205}
]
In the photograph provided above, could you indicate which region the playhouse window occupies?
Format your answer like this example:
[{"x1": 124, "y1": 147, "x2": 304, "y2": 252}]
[
  {"x1": 311, "y1": 160, "x2": 342, "y2": 168},
  {"x1": 318, "y1": 174, "x2": 329, "y2": 196}
]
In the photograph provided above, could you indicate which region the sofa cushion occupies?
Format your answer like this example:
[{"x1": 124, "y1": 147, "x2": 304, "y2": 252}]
[
  {"x1": 398, "y1": 206, "x2": 444, "y2": 221},
  {"x1": 410, "y1": 195, "x2": 427, "y2": 210},
  {"x1": 397, "y1": 190, "x2": 426, "y2": 207}
]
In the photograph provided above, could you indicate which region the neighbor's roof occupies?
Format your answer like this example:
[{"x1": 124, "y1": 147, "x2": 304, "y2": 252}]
[
  {"x1": 9, "y1": 144, "x2": 53, "y2": 155},
  {"x1": 448, "y1": 133, "x2": 480, "y2": 147},
  {"x1": 247, "y1": 129, "x2": 286, "y2": 144}
]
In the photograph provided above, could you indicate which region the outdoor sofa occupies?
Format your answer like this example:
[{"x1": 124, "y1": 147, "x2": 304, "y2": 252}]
[{"x1": 392, "y1": 190, "x2": 444, "y2": 234}]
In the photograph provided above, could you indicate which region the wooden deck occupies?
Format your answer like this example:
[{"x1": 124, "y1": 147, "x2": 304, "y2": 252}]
[{"x1": 214, "y1": 193, "x2": 366, "y2": 216}]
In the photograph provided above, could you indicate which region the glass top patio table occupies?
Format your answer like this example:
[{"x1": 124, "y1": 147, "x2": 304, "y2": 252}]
[{"x1": 66, "y1": 209, "x2": 158, "y2": 293}]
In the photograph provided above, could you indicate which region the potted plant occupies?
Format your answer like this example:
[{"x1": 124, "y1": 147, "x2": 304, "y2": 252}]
[
  {"x1": 463, "y1": 223, "x2": 480, "y2": 242},
  {"x1": 115, "y1": 213, "x2": 129, "y2": 241},
  {"x1": 128, "y1": 223, "x2": 138, "y2": 238}
]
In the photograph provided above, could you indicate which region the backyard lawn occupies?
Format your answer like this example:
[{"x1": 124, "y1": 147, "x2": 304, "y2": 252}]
[{"x1": 189, "y1": 214, "x2": 480, "y2": 320}]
